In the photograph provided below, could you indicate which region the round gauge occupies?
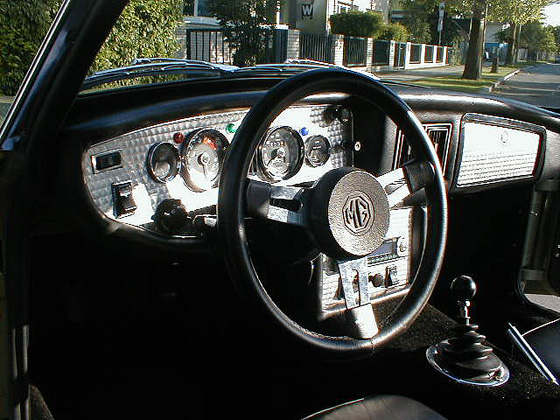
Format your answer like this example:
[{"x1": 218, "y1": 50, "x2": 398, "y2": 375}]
[
  {"x1": 258, "y1": 126, "x2": 304, "y2": 182},
  {"x1": 147, "y1": 142, "x2": 180, "y2": 183},
  {"x1": 181, "y1": 129, "x2": 228, "y2": 191},
  {"x1": 305, "y1": 135, "x2": 331, "y2": 167}
]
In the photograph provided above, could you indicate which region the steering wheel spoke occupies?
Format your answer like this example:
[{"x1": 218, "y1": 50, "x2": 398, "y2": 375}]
[
  {"x1": 379, "y1": 160, "x2": 436, "y2": 208},
  {"x1": 246, "y1": 179, "x2": 309, "y2": 227},
  {"x1": 337, "y1": 259, "x2": 379, "y2": 339}
]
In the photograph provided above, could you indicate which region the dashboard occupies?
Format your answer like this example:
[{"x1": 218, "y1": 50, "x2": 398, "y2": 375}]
[
  {"x1": 75, "y1": 79, "x2": 556, "y2": 315},
  {"x1": 83, "y1": 104, "x2": 353, "y2": 237}
]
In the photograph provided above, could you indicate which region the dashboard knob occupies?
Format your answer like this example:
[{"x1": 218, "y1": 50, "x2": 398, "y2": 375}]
[{"x1": 153, "y1": 199, "x2": 191, "y2": 234}]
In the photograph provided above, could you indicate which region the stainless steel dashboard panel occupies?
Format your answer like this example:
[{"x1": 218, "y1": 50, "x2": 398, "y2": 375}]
[
  {"x1": 82, "y1": 105, "x2": 351, "y2": 235},
  {"x1": 455, "y1": 114, "x2": 543, "y2": 188}
]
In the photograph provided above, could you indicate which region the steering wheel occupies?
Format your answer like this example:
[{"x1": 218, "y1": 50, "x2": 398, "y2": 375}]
[{"x1": 218, "y1": 68, "x2": 447, "y2": 357}]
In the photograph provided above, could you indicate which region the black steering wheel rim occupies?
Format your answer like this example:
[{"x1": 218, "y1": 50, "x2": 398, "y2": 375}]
[{"x1": 218, "y1": 68, "x2": 447, "y2": 357}]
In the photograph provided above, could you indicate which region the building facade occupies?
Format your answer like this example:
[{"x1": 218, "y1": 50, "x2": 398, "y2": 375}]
[{"x1": 286, "y1": 0, "x2": 390, "y2": 34}]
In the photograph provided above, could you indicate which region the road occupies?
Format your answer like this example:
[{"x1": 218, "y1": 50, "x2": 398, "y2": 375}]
[{"x1": 491, "y1": 63, "x2": 560, "y2": 108}]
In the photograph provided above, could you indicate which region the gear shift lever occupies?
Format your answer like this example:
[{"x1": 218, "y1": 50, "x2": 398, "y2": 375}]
[{"x1": 426, "y1": 275, "x2": 509, "y2": 386}]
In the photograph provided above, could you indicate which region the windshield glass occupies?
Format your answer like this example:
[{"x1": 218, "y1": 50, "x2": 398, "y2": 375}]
[{"x1": 1, "y1": 0, "x2": 560, "y2": 115}]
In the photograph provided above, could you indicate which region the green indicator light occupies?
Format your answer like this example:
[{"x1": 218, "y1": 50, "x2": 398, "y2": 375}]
[{"x1": 226, "y1": 123, "x2": 237, "y2": 134}]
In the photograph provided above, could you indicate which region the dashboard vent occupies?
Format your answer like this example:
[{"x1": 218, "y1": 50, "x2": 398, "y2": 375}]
[{"x1": 394, "y1": 123, "x2": 452, "y2": 172}]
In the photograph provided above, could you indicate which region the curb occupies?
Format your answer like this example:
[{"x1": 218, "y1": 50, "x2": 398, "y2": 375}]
[{"x1": 484, "y1": 67, "x2": 526, "y2": 92}]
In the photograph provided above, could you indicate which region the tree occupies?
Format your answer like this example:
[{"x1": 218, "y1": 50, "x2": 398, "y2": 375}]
[
  {"x1": 0, "y1": 0, "x2": 61, "y2": 95},
  {"x1": 208, "y1": 0, "x2": 279, "y2": 67},
  {"x1": 400, "y1": 0, "x2": 466, "y2": 45},
  {"x1": 462, "y1": 0, "x2": 552, "y2": 79},
  {"x1": 330, "y1": 11, "x2": 385, "y2": 38},
  {"x1": 461, "y1": 1, "x2": 487, "y2": 80},
  {"x1": 401, "y1": 0, "x2": 434, "y2": 43},
  {"x1": 490, "y1": 0, "x2": 553, "y2": 65}
]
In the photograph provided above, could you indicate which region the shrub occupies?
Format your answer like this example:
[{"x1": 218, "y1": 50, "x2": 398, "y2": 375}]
[
  {"x1": 0, "y1": 0, "x2": 60, "y2": 95},
  {"x1": 0, "y1": 0, "x2": 183, "y2": 95},
  {"x1": 379, "y1": 23, "x2": 410, "y2": 42},
  {"x1": 90, "y1": 0, "x2": 183, "y2": 74},
  {"x1": 329, "y1": 11, "x2": 385, "y2": 38}
]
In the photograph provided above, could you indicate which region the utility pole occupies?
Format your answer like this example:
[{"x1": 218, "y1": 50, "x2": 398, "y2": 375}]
[{"x1": 438, "y1": 2, "x2": 445, "y2": 45}]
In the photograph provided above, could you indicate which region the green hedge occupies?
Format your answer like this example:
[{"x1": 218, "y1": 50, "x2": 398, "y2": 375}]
[
  {"x1": 0, "y1": 0, "x2": 183, "y2": 95},
  {"x1": 0, "y1": 0, "x2": 60, "y2": 95},
  {"x1": 329, "y1": 11, "x2": 385, "y2": 38}
]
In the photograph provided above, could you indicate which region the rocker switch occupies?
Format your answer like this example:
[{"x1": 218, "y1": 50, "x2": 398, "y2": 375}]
[{"x1": 112, "y1": 181, "x2": 137, "y2": 217}]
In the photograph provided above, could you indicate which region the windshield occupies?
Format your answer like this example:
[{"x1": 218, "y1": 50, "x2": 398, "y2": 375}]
[{"x1": 1, "y1": 0, "x2": 560, "y2": 119}]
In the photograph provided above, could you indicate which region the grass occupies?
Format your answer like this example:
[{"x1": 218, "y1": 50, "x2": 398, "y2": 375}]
[{"x1": 411, "y1": 66, "x2": 523, "y2": 93}]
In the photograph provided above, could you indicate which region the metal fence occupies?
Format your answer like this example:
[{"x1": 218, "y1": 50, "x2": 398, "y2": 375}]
[
  {"x1": 182, "y1": 28, "x2": 454, "y2": 70},
  {"x1": 436, "y1": 46, "x2": 444, "y2": 63},
  {"x1": 185, "y1": 29, "x2": 234, "y2": 64},
  {"x1": 185, "y1": 28, "x2": 286, "y2": 65},
  {"x1": 394, "y1": 42, "x2": 407, "y2": 68},
  {"x1": 424, "y1": 45, "x2": 434, "y2": 63},
  {"x1": 299, "y1": 32, "x2": 334, "y2": 63},
  {"x1": 344, "y1": 36, "x2": 367, "y2": 66},
  {"x1": 410, "y1": 44, "x2": 422, "y2": 64},
  {"x1": 373, "y1": 40, "x2": 390, "y2": 65}
]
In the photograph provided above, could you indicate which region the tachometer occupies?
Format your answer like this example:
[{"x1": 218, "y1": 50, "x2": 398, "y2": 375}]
[
  {"x1": 258, "y1": 126, "x2": 304, "y2": 182},
  {"x1": 181, "y1": 129, "x2": 228, "y2": 191}
]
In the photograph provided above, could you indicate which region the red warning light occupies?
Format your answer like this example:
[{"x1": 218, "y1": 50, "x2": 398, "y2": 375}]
[{"x1": 173, "y1": 132, "x2": 185, "y2": 144}]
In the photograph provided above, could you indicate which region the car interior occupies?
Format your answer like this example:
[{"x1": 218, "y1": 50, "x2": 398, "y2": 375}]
[{"x1": 2, "y1": 1, "x2": 560, "y2": 419}]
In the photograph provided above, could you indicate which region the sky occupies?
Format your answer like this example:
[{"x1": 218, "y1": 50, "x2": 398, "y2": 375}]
[{"x1": 544, "y1": 3, "x2": 560, "y2": 26}]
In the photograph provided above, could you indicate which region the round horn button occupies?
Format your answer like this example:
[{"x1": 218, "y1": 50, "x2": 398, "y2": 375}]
[{"x1": 310, "y1": 168, "x2": 390, "y2": 260}]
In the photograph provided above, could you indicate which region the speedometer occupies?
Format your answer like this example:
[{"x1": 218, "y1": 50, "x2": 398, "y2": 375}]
[
  {"x1": 257, "y1": 126, "x2": 304, "y2": 182},
  {"x1": 181, "y1": 129, "x2": 228, "y2": 192}
]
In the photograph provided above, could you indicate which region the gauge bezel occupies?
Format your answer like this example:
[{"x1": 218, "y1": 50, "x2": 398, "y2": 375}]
[
  {"x1": 257, "y1": 126, "x2": 305, "y2": 182},
  {"x1": 305, "y1": 135, "x2": 331, "y2": 167},
  {"x1": 147, "y1": 142, "x2": 180, "y2": 183},
  {"x1": 181, "y1": 128, "x2": 229, "y2": 192}
]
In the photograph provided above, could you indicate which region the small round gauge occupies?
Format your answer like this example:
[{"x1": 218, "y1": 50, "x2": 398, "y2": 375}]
[
  {"x1": 181, "y1": 129, "x2": 228, "y2": 191},
  {"x1": 305, "y1": 135, "x2": 331, "y2": 167},
  {"x1": 258, "y1": 126, "x2": 304, "y2": 182},
  {"x1": 147, "y1": 142, "x2": 180, "y2": 183}
]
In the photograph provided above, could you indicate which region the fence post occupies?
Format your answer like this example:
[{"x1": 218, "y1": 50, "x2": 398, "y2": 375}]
[
  {"x1": 331, "y1": 34, "x2": 345, "y2": 66},
  {"x1": 366, "y1": 38, "x2": 374, "y2": 71},
  {"x1": 286, "y1": 29, "x2": 300, "y2": 60},
  {"x1": 388, "y1": 41, "x2": 396, "y2": 70},
  {"x1": 443, "y1": 46, "x2": 448, "y2": 65},
  {"x1": 420, "y1": 44, "x2": 426, "y2": 65},
  {"x1": 176, "y1": 23, "x2": 187, "y2": 59},
  {"x1": 404, "y1": 42, "x2": 412, "y2": 69}
]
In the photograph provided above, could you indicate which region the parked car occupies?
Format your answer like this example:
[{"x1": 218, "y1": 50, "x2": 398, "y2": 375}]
[{"x1": 0, "y1": 1, "x2": 559, "y2": 419}]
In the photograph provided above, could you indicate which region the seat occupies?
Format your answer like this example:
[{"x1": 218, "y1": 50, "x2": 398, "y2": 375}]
[
  {"x1": 303, "y1": 395, "x2": 447, "y2": 420},
  {"x1": 523, "y1": 317, "x2": 560, "y2": 382}
]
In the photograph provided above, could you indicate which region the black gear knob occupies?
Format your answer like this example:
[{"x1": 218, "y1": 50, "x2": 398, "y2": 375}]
[{"x1": 450, "y1": 275, "x2": 477, "y2": 301}]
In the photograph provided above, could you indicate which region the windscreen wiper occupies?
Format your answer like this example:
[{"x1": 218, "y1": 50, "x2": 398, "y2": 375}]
[{"x1": 80, "y1": 58, "x2": 238, "y2": 91}]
